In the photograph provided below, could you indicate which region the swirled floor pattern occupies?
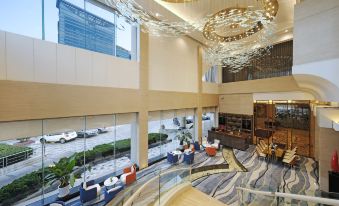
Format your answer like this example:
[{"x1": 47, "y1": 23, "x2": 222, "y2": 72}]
[
  {"x1": 120, "y1": 146, "x2": 318, "y2": 206},
  {"x1": 192, "y1": 146, "x2": 319, "y2": 206}
]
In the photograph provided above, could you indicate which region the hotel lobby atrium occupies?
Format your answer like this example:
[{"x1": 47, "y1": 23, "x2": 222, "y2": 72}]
[{"x1": 1, "y1": 0, "x2": 339, "y2": 205}]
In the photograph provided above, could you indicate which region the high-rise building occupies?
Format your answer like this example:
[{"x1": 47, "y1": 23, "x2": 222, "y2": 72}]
[
  {"x1": 57, "y1": 0, "x2": 115, "y2": 56},
  {"x1": 116, "y1": 45, "x2": 131, "y2": 60}
]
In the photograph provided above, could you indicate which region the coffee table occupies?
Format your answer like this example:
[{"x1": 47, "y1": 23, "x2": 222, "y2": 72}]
[{"x1": 104, "y1": 176, "x2": 119, "y2": 188}]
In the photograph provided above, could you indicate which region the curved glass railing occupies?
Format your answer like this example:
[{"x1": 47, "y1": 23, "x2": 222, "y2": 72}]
[
  {"x1": 110, "y1": 166, "x2": 191, "y2": 206},
  {"x1": 236, "y1": 185, "x2": 339, "y2": 206}
]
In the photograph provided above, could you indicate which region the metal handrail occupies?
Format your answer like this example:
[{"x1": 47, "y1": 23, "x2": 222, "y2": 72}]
[{"x1": 236, "y1": 187, "x2": 339, "y2": 205}]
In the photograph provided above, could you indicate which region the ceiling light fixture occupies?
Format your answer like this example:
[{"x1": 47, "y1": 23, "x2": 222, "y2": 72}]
[{"x1": 104, "y1": 0, "x2": 279, "y2": 72}]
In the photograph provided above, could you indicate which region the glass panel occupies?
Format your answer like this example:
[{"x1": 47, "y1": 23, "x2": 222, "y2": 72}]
[
  {"x1": 56, "y1": 0, "x2": 116, "y2": 55},
  {"x1": 42, "y1": 117, "x2": 85, "y2": 203},
  {"x1": 115, "y1": 113, "x2": 134, "y2": 171},
  {"x1": 0, "y1": 0, "x2": 42, "y2": 39},
  {"x1": 148, "y1": 111, "x2": 162, "y2": 161},
  {"x1": 202, "y1": 111, "x2": 215, "y2": 141},
  {"x1": 82, "y1": 115, "x2": 115, "y2": 185},
  {"x1": 0, "y1": 120, "x2": 43, "y2": 205},
  {"x1": 159, "y1": 111, "x2": 177, "y2": 158},
  {"x1": 116, "y1": 15, "x2": 132, "y2": 60}
]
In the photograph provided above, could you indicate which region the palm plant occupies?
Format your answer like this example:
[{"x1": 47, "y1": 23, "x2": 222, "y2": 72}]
[
  {"x1": 45, "y1": 155, "x2": 77, "y2": 188},
  {"x1": 175, "y1": 130, "x2": 193, "y2": 146}
]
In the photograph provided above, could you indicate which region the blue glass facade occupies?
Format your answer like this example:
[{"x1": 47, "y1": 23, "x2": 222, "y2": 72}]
[
  {"x1": 116, "y1": 45, "x2": 131, "y2": 60},
  {"x1": 57, "y1": 0, "x2": 115, "y2": 56}
]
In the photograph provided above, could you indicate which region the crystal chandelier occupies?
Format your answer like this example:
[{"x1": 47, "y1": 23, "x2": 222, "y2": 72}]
[{"x1": 105, "y1": 0, "x2": 279, "y2": 72}]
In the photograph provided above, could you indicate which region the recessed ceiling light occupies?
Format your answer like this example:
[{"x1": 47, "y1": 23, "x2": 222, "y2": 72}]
[
  {"x1": 155, "y1": 13, "x2": 161, "y2": 17},
  {"x1": 285, "y1": 29, "x2": 289, "y2": 33}
]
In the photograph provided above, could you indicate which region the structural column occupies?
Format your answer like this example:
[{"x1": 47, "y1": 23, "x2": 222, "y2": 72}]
[
  {"x1": 196, "y1": 46, "x2": 203, "y2": 143},
  {"x1": 137, "y1": 29, "x2": 149, "y2": 169}
]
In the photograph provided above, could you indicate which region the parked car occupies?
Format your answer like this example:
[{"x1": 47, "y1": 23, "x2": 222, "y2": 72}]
[
  {"x1": 40, "y1": 130, "x2": 77, "y2": 144},
  {"x1": 77, "y1": 129, "x2": 99, "y2": 138},
  {"x1": 97, "y1": 127, "x2": 109, "y2": 134},
  {"x1": 202, "y1": 115, "x2": 210, "y2": 121}
]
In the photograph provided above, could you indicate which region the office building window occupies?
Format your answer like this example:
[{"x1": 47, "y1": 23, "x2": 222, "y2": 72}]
[{"x1": 0, "y1": 0, "x2": 138, "y2": 61}]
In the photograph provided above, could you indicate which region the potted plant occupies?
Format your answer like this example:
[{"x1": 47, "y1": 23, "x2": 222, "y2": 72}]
[
  {"x1": 45, "y1": 155, "x2": 77, "y2": 198},
  {"x1": 176, "y1": 130, "x2": 193, "y2": 149}
]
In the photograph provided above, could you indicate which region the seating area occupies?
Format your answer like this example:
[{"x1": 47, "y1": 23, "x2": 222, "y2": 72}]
[
  {"x1": 255, "y1": 139, "x2": 299, "y2": 167},
  {"x1": 63, "y1": 164, "x2": 136, "y2": 205}
]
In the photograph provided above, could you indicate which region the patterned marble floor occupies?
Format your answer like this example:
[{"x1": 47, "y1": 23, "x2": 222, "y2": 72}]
[
  {"x1": 192, "y1": 146, "x2": 319, "y2": 206},
  {"x1": 98, "y1": 145, "x2": 319, "y2": 206}
]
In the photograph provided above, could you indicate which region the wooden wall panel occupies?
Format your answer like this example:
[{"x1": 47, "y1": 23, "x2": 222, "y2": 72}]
[
  {"x1": 0, "y1": 80, "x2": 218, "y2": 122},
  {"x1": 0, "y1": 80, "x2": 141, "y2": 121},
  {"x1": 219, "y1": 94, "x2": 253, "y2": 115}
]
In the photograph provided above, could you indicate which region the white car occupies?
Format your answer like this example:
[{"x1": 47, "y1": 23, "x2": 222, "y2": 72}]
[{"x1": 40, "y1": 130, "x2": 77, "y2": 144}]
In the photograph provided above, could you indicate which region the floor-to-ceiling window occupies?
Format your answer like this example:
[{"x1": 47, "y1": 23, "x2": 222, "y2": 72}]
[
  {"x1": 0, "y1": 113, "x2": 136, "y2": 205},
  {"x1": 147, "y1": 109, "x2": 196, "y2": 164},
  {"x1": 0, "y1": 120, "x2": 43, "y2": 205}
]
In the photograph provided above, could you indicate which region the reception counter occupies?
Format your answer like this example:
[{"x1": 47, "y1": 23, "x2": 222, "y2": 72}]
[{"x1": 208, "y1": 130, "x2": 250, "y2": 151}]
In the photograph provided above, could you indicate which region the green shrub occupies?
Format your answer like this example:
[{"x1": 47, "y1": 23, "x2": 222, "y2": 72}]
[
  {"x1": 148, "y1": 133, "x2": 168, "y2": 144},
  {"x1": 0, "y1": 144, "x2": 33, "y2": 158},
  {"x1": 115, "y1": 139, "x2": 131, "y2": 153},
  {"x1": 0, "y1": 170, "x2": 43, "y2": 205}
]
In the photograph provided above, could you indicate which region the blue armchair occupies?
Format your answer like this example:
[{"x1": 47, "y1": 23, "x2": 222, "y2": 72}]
[
  {"x1": 80, "y1": 180, "x2": 101, "y2": 204},
  {"x1": 167, "y1": 152, "x2": 179, "y2": 164},
  {"x1": 104, "y1": 185, "x2": 124, "y2": 204},
  {"x1": 183, "y1": 152, "x2": 194, "y2": 164},
  {"x1": 194, "y1": 141, "x2": 201, "y2": 151}
]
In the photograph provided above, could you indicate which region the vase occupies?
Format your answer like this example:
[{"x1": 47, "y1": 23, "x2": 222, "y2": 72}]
[
  {"x1": 58, "y1": 184, "x2": 70, "y2": 198},
  {"x1": 331, "y1": 150, "x2": 339, "y2": 172}
]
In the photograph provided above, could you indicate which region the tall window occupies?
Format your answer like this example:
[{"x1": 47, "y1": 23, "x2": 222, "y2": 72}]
[
  {"x1": 147, "y1": 109, "x2": 196, "y2": 164},
  {"x1": 0, "y1": 113, "x2": 136, "y2": 205},
  {"x1": 0, "y1": 0, "x2": 138, "y2": 61}
]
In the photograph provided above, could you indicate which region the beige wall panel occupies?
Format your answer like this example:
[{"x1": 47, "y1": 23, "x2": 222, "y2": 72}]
[
  {"x1": 106, "y1": 55, "x2": 139, "y2": 89},
  {"x1": 0, "y1": 120, "x2": 42, "y2": 141},
  {"x1": 294, "y1": 0, "x2": 339, "y2": 65},
  {"x1": 219, "y1": 76, "x2": 300, "y2": 94},
  {"x1": 202, "y1": 82, "x2": 219, "y2": 94},
  {"x1": 0, "y1": 30, "x2": 5, "y2": 80},
  {"x1": 148, "y1": 36, "x2": 199, "y2": 93},
  {"x1": 75, "y1": 48, "x2": 92, "y2": 85},
  {"x1": 92, "y1": 52, "x2": 107, "y2": 87},
  {"x1": 148, "y1": 90, "x2": 198, "y2": 111},
  {"x1": 6, "y1": 32, "x2": 34, "y2": 81},
  {"x1": 57, "y1": 44, "x2": 76, "y2": 85},
  {"x1": 0, "y1": 81, "x2": 140, "y2": 122},
  {"x1": 34, "y1": 40, "x2": 57, "y2": 83},
  {"x1": 201, "y1": 94, "x2": 219, "y2": 108},
  {"x1": 318, "y1": 127, "x2": 339, "y2": 192},
  {"x1": 219, "y1": 94, "x2": 253, "y2": 115}
]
